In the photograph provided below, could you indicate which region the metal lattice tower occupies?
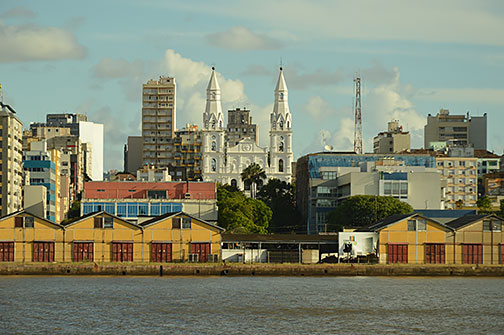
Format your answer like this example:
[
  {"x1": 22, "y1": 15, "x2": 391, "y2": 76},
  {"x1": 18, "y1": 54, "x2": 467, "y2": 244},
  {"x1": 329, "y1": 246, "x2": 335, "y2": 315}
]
[{"x1": 353, "y1": 76, "x2": 362, "y2": 154}]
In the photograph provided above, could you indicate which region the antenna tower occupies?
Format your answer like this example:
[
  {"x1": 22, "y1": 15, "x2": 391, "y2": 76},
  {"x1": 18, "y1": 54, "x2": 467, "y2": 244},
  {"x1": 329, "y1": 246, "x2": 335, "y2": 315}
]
[{"x1": 353, "y1": 76, "x2": 362, "y2": 154}]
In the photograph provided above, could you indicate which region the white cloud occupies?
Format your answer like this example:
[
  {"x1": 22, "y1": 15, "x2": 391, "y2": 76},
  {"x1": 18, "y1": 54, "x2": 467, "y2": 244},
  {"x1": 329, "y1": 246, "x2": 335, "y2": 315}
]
[
  {"x1": 160, "y1": 49, "x2": 274, "y2": 145},
  {"x1": 0, "y1": 22, "x2": 86, "y2": 62},
  {"x1": 207, "y1": 26, "x2": 283, "y2": 50},
  {"x1": 92, "y1": 58, "x2": 144, "y2": 79},
  {"x1": 304, "y1": 96, "x2": 334, "y2": 122},
  {"x1": 0, "y1": 6, "x2": 36, "y2": 19},
  {"x1": 415, "y1": 88, "x2": 504, "y2": 105},
  {"x1": 301, "y1": 66, "x2": 426, "y2": 153},
  {"x1": 178, "y1": 1, "x2": 504, "y2": 46}
]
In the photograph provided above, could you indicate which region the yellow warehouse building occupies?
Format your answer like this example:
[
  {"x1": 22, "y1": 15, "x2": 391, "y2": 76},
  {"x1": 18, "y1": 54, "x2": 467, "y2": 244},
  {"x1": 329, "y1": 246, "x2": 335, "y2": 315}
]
[{"x1": 0, "y1": 210, "x2": 224, "y2": 263}]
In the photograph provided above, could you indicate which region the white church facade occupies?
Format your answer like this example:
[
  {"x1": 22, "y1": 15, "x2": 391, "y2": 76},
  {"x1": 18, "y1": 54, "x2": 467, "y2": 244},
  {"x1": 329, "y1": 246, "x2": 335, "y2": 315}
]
[{"x1": 201, "y1": 67, "x2": 293, "y2": 190}]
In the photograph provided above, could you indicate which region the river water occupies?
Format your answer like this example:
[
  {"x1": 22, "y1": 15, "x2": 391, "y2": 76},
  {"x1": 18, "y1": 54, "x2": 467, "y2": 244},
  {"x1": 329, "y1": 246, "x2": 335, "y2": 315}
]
[{"x1": 0, "y1": 276, "x2": 503, "y2": 334}]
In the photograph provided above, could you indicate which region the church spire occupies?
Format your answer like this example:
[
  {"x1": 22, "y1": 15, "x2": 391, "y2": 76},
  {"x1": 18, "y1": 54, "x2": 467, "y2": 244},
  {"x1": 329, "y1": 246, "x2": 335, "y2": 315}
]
[
  {"x1": 271, "y1": 67, "x2": 291, "y2": 130},
  {"x1": 203, "y1": 67, "x2": 224, "y2": 130}
]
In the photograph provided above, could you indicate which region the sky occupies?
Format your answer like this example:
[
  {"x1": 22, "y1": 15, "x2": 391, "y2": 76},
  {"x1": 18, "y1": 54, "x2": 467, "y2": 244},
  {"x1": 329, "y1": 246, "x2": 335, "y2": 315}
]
[{"x1": 1, "y1": 0, "x2": 503, "y2": 171}]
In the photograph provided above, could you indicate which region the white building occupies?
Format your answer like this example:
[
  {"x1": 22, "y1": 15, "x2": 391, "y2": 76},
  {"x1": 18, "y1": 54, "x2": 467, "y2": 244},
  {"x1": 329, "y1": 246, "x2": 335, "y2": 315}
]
[
  {"x1": 78, "y1": 121, "x2": 104, "y2": 181},
  {"x1": 202, "y1": 67, "x2": 293, "y2": 189}
]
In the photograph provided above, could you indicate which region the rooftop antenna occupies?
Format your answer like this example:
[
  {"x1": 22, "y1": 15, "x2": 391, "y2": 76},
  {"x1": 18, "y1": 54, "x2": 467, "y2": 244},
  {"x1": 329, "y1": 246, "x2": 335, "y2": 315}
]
[{"x1": 353, "y1": 75, "x2": 363, "y2": 154}]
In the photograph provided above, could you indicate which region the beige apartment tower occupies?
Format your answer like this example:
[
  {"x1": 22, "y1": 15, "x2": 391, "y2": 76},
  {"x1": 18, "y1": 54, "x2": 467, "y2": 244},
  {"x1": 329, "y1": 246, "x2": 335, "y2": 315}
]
[
  {"x1": 0, "y1": 103, "x2": 24, "y2": 216},
  {"x1": 142, "y1": 76, "x2": 176, "y2": 168},
  {"x1": 373, "y1": 120, "x2": 410, "y2": 154},
  {"x1": 424, "y1": 109, "x2": 487, "y2": 150}
]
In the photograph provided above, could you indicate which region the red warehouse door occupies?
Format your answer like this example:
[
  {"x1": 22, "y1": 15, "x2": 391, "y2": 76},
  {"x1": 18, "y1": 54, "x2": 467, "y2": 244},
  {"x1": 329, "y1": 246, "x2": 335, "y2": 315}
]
[
  {"x1": 463, "y1": 244, "x2": 483, "y2": 264},
  {"x1": 388, "y1": 244, "x2": 408, "y2": 264},
  {"x1": 501, "y1": 245, "x2": 504, "y2": 264},
  {"x1": 33, "y1": 242, "x2": 55, "y2": 262},
  {"x1": 151, "y1": 243, "x2": 172, "y2": 262},
  {"x1": 0, "y1": 242, "x2": 14, "y2": 262},
  {"x1": 112, "y1": 242, "x2": 133, "y2": 262},
  {"x1": 425, "y1": 244, "x2": 445, "y2": 264},
  {"x1": 73, "y1": 242, "x2": 94, "y2": 262},
  {"x1": 190, "y1": 243, "x2": 211, "y2": 262}
]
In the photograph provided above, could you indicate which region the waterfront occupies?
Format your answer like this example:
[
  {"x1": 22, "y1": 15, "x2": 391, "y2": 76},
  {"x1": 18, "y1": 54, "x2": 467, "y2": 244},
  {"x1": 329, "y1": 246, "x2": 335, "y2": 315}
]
[{"x1": 1, "y1": 276, "x2": 503, "y2": 334}]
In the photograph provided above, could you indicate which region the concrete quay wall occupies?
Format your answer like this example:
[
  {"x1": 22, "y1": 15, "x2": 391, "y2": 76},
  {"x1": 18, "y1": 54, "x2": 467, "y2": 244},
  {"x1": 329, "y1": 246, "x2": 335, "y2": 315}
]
[{"x1": 1, "y1": 263, "x2": 504, "y2": 276}]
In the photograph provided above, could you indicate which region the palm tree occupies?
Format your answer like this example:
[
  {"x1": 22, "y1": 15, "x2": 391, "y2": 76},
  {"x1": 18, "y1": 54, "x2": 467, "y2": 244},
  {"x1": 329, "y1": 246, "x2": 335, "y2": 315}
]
[{"x1": 241, "y1": 163, "x2": 266, "y2": 198}]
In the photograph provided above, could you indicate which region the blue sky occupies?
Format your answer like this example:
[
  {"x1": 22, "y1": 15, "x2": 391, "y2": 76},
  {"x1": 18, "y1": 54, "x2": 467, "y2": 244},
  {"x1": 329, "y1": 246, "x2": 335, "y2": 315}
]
[{"x1": 1, "y1": 0, "x2": 503, "y2": 171}]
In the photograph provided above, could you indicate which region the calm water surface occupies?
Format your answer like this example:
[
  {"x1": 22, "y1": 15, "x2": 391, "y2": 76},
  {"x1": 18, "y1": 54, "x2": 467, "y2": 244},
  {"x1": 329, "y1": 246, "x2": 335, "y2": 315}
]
[{"x1": 0, "y1": 276, "x2": 503, "y2": 334}]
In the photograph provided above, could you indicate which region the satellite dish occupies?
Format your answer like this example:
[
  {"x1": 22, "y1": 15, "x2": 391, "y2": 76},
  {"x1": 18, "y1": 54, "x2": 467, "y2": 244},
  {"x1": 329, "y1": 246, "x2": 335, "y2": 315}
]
[{"x1": 324, "y1": 145, "x2": 334, "y2": 151}]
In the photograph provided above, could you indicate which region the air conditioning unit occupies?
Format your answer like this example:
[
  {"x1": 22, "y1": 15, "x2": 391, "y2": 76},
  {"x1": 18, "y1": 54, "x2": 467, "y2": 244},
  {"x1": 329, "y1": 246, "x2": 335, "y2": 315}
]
[
  {"x1": 188, "y1": 254, "x2": 199, "y2": 262},
  {"x1": 208, "y1": 254, "x2": 219, "y2": 263}
]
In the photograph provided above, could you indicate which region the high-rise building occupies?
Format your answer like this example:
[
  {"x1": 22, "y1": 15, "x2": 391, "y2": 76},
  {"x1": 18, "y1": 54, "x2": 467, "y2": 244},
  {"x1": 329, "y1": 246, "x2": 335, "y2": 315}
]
[
  {"x1": 373, "y1": 120, "x2": 410, "y2": 154},
  {"x1": 424, "y1": 109, "x2": 487, "y2": 150},
  {"x1": 172, "y1": 124, "x2": 203, "y2": 181},
  {"x1": 32, "y1": 114, "x2": 104, "y2": 181},
  {"x1": 124, "y1": 136, "x2": 143, "y2": 173},
  {"x1": 226, "y1": 108, "x2": 258, "y2": 146},
  {"x1": 23, "y1": 141, "x2": 60, "y2": 222},
  {"x1": 0, "y1": 102, "x2": 23, "y2": 216},
  {"x1": 142, "y1": 76, "x2": 176, "y2": 168}
]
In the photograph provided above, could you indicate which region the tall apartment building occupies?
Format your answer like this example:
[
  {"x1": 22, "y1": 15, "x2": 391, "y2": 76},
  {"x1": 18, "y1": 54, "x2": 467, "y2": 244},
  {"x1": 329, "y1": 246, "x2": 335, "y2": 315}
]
[
  {"x1": 0, "y1": 102, "x2": 23, "y2": 216},
  {"x1": 142, "y1": 76, "x2": 176, "y2": 168},
  {"x1": 435, "y1": 153, "x2": 477, "y2": 209},
  {"x1": 124, "y1": 136, "x2": 143, "y2": 173},
  {"x1": 373, "y1": 120, "x2": 410, "y2": 154},
  {"x1": 172, "y1": 124, "x2": 202, "y2": 181},
  {"x1": 23, "y1": 141, "x2": 60, "y2": 222},
  {"x1": 30, "y1": 114, "x2": 104, "y2": 181},
  {"x1": 424, "y1": 109, "x2": 487, "y2": 150},
  {"x1": 46, "y1": 135, "x2": 84, "y2": 201},
  {"x1": 226, "y1": 108, "x2": 258, "y2": 146}
]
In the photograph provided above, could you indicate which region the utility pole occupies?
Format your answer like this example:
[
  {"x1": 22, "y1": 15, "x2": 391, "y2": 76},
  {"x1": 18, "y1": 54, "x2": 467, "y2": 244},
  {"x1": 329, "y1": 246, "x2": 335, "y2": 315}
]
[{"x1": 353, "y1": 77, "x2": 363, "y2": 154}]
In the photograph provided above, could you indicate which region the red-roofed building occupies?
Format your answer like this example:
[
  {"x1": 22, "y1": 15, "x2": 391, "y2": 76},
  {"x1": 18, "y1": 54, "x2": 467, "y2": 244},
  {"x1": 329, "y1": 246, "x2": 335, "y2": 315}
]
[{"x1": 82, "y1": 181, "x2": 217, "y2": 223}]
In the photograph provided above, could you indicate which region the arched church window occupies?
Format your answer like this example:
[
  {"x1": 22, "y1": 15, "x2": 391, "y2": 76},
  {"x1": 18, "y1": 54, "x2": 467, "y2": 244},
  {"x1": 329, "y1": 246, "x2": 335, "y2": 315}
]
[
  {"x1": 279, "y1": 159, "x2": 284, "y2": 172},
  {"x1": 212, "y1": 119, "x2": 216, "y2": 129},
  {"x1": 244, "y1": 180, "x2": 251, "y2": 191},
  {"x1": 231, "y1": 179, "x2": 237, "y2": 188},
  {"x1": 280, "y1": 120, "x2": 283, "y2": 128},
  {"x1": 279, "y1": 142, "x2": 284, "y2": 152},
  {"x1": 211, "y1": 141, "x2": 216, "y2": 151},
  {"x1": 219, "y1": 121, "x2": 222, "y2": 127},
  {"x1": 287, "y1": 121, "x2": 290, "y2": 128},
  {"x1": 211, "y1": 159, "x2": 216, "y2": 172}
]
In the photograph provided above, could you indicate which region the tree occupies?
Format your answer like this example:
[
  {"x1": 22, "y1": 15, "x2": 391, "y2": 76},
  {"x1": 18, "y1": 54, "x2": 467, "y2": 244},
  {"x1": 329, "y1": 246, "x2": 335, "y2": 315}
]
[
  {"x1": 327, "y1": 195, "x2": 413, "y2": 231},
  {"x1": 477, "y1": 195, "x2": 493, "y2": 213},
  {"x1": 257, "y1": 178, "x2": 302, "y2": 233},
  {"x1": 240, "y1": 163, "x2": 266, "y2": 198},
  {"x1": 217, "y1": 185, "x2": 271, "y2": 234}
]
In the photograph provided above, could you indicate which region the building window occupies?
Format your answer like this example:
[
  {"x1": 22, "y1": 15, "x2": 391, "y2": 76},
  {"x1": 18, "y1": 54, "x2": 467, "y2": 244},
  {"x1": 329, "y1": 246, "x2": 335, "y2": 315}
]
[
  {"x1": 279, "y1": 159, "x2": 284, "y2": 172},
  {"x1": 407, "y1": 220, "x2": 416, "y2": 231},
  {"x1": 182, "y1": 217, "x2": 192, "y2": 229},
  {"x1": 279, "y1": 142, "x2": 284, "y2": 152},
  {"x1": 231, "y1": 179, "x2": 237, "y2": 188},
  {"x1": 211, "y1": 159, "x2": 216, "y2": 172},
  {"x1": 104, "y1": 217, "x2": 114, "y2": 229},
  {"x1": 484, "y1": 220, "x2": 502, "y2": 232},
  {"x1": 211, "y1": 141, "x2": 216, "y2": 151},
  {"x1": 322, "y1": 171, "x2": 337, "y2": 180},
  {"x1": 408, "y1": 219, "x2": 426, "y2": 231}
]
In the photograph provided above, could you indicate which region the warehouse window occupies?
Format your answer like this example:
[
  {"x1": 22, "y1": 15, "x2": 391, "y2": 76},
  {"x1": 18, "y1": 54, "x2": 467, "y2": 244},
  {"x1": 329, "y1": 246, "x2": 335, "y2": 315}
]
[
  {"x1": 104, "y1": 217, "x2": 114, "y2": 229},
  {"x1": 172, "y1": 217, "x2": 181, "y2": 229},
  {"x1": 182, "y1": 217, "x2": 192, "y2": 229}
]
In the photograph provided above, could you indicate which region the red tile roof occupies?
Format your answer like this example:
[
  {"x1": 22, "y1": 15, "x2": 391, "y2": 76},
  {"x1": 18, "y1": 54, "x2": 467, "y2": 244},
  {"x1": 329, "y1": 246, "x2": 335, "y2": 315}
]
[{"x1": 84, "y1": 181, "x2": 216, "y2": 200}]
